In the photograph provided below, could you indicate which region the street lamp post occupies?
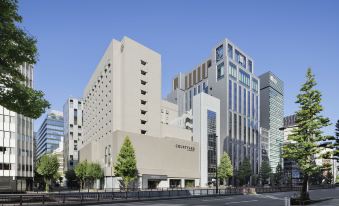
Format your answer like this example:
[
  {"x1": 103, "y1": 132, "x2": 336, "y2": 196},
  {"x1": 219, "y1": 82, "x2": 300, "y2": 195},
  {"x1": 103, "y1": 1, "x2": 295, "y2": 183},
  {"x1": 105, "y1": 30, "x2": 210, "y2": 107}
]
[{"x1": 215, "y1": 134, "x2": 219, "y2": 194}]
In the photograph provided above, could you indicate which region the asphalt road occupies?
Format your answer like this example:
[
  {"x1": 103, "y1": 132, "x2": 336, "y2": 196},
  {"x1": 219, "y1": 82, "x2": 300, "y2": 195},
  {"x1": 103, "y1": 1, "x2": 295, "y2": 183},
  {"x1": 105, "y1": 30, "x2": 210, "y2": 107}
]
[{"x1": 95, "y1": 188, "x2": 339, "y2": 206}]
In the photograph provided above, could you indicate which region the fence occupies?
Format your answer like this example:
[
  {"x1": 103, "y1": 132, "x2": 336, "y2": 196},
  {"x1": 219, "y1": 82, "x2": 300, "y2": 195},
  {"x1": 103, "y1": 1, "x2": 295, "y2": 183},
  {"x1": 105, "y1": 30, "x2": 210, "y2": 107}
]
[
  {"x1": 0, "y1": 188, "x2": 242, "y2": 205},
  {"x1": 0, "y1": 184, "x2": 335, "y2": 205}
]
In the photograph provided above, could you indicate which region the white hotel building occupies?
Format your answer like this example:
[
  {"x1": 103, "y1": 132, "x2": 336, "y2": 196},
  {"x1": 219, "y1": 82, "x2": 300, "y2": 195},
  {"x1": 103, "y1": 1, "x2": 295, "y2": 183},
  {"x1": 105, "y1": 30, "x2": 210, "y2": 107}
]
[{"x1": 79, "y1": 37, "x2": 223, "y2": 189}]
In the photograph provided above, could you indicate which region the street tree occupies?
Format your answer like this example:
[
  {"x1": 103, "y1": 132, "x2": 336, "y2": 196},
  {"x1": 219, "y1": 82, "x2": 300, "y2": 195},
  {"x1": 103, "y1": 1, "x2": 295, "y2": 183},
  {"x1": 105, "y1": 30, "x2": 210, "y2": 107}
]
[
  {"x1": 273, "y1": 163, "x2": 284, "y2": 186},
  {"x1": 114, "y1": 136, "x2": 138, "y2": 190},
  {"x1": 217, "y1": 152, "x2": 233, "y2": 185},
  {"x1": 259, "y1": 161, "x2": 272, "y2": 185},
  {"x1": 65, "y1": 169, "x2": 79, "y2": 188},
  {"x1": 36, "y1": 154, "x2": 59, "y2": 192},
  {"x1": 75, "y1": 160, "x2": 88, "y2": 189},
  {"x1": 238, "y1": 158, "x2": 252, "y2": 186},
  {"x1": 283, "y1": 68, "x2": 332, "y2": 200},
  {"x1": 86, "y1": 163, "x2": 103, "y2": 189},
  {"x1": 0, "y1": 0, "x2": 49, "y2": 119}
]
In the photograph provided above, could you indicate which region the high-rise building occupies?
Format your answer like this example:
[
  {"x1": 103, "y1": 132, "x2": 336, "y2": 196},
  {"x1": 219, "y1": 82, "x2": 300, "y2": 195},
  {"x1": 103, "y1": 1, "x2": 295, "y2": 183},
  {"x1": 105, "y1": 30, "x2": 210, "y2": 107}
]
[
  {"x1": 80, "y1": 37, "x2": 201, "y2": 189},
  {"x1": 168, "y1": 39, "x2": 261, "y2": 175},
  {"x1": 259, "y1": 71, "x2": 284, "y2": 172},
  {"x1": 36, "y1": 110, "x2": 64, "y2": 158},
  {"x1": 63, "y1": 98, "x2": 83, "y2": 172},
  {"x1": 260, "y1": 127, "x2": 269, "y2": 162},
  {"x1": 0, "y1": 63, "x2": 34, "y2": 191}
]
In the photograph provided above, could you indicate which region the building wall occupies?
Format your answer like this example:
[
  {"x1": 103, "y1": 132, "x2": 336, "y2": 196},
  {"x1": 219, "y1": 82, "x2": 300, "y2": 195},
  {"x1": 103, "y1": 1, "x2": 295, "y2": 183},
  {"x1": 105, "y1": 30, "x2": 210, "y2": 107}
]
[
  {"x1": 259, "y1": 72, "x2": 284, "y2": 172},
  {"x1": 83, "y1": 37, "x2": 162, "y2": 147},
  {"x1": 160, "y1": 100, "x2": 178, "y2": 125},
  {"x1": 63, "y1": 98, "x2": 83, "y2": 172},
  {"x1": 193, "y1": 93, "x2": 220, "y2": 186},
  {"x1": 0, "y1": 63, "x2": 34, "y2": 191},
  {"x1": 79, "y1": 130, "x2": 199, "y2": 188}
]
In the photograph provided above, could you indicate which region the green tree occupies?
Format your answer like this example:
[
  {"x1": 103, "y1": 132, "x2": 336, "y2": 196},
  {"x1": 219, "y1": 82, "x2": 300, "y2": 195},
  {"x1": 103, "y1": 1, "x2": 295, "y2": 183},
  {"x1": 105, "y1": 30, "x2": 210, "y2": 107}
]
[
  {"x1": 65, "y1": 169, "x2": 79, "y2": 188},
  {"x1": 75, "y1": 160, "x2": 88, "y2": 189},
  {"x1": 36, "y1": 154, "x2": 59, "y2": 192},
  {"x1": 86, "y1": 163, "x2": 103, "y2": 189},
  {"x1": 273, "y1": 163, "x2": 283, "y2": 186},
  {"x1": 114, "y1": 136, "x2": 138, "y2": 190},
  {"x1": 0, "y1": 0, "x2": 49, "y2": 119},
  {"x1": 217, "y1": 152, "x2": 233, "y2": 185},
  {"x1": 259, "y1": 161, "x2": 272, "y2": 185},
  {"x1": 238, "y1": 158, "x2": 252, "y2": 186},
  {"x1": 283, "y1": 68, "x2": 332, "y2": 200}
]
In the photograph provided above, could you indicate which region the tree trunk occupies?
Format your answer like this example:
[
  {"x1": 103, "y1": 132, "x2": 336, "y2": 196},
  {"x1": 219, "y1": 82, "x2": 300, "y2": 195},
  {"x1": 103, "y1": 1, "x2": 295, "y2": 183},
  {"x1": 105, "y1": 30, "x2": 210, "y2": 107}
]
[{"x1": 300, "y1": 174, "x2": 310, "y2": 200}]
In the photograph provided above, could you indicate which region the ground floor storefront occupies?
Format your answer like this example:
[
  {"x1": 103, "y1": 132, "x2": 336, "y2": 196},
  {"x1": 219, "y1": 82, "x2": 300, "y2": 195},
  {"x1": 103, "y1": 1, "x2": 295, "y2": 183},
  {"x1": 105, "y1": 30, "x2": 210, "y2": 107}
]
[{"x1": 103, "y1": 175, "x2": 200, "y2": 189}]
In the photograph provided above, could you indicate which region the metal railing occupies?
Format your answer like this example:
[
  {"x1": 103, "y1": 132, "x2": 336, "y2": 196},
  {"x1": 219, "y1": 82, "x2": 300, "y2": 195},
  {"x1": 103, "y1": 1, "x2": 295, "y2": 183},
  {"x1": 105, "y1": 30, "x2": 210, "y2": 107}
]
[
  {"x1": 0, "y1": 188, "x2": 242, "y2": 205},
  {"x1": 0, "y1": 184, "x2": 336, "y2": 205}
]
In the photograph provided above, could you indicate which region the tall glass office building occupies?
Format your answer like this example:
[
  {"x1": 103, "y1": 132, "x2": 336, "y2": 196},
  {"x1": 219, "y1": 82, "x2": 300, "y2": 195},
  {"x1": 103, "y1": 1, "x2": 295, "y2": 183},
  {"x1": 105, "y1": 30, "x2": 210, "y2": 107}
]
[
  {"x1": 168, "y1": 39, "x2": 261, "y2": 178},
  {"x1": 36, "y1": 110, "x2": 64, "y2": 158},
  {"x1": 259, "y1": 71, "x2": 284, "y2": 172}
]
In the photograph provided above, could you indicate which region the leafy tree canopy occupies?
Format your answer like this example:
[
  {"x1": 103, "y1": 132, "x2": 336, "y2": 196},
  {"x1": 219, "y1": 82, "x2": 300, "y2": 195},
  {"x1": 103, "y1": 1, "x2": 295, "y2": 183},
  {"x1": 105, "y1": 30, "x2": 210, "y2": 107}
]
[
  {"x1": 0, "y1": 0, "x2": 49, "y2": 119},
  {"x1": 218, "y1": 152, "x2": 233, "y2": 181},
  {"x1": 283, "y1": 68, "x2": 332, "y2": 200},
  {"x1": 36, "y1": 154, "x2": 59, "y2": 191},
  {"x1": 238, "y1": 158, "x2": 252, "y2": 185},
  {"x1": 114, "y1": 136, "x2": 138, "y2": 189},
  {"x1": 259, "y1": 160, "x2": 272, "y2": 184}
]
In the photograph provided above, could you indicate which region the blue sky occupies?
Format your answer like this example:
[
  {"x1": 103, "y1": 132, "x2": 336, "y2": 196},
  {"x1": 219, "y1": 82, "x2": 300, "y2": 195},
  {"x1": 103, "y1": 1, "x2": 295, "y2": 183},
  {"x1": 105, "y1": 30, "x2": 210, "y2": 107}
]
[{"x1": 18, "y1": 0, "x2": 339, "y2": 134}]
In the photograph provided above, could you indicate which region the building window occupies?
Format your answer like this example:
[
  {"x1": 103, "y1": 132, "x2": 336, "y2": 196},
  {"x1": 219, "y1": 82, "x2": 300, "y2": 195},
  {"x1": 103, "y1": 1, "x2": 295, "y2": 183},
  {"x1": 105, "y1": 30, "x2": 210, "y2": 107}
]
[
  {"x1": 141, "y1": 90, "x2": 147, "y2": 95},
  {"x1": 228, "y1": 62, "x2": 237, "y2": 78},
  {"x1": 141, "y1": 100, "x2": 147, "y2": 105},
  {"x1": 216, "y1": 45, "x2": 223, "y2": 62},
  {"x1": 239, "y1": 69, "x2": 250, "y2": 87},
  {"x1": 228, "y1": 44, "x2": 233, "y2": 59},
  {"x1": 207, "y1": 110, "x2": 217, "y2": 182},
  {"x1": 189, "y1": 90, "x2": 192, "y2": 109},
  {"x1": 228, "y1": 112, "x2": 232, "y2": 137},
  {"x1": 235, "y1": 50, "x2": 246, "y2": 68},
  {"x1": 247, "y1": 91, "x2": 250, "y2": 118},
  {"x1": 233, "y1": 82, "x2": 237, "y2": 111},
  {"x1": 255, "y1": 96, "x2": 259, "y2": 121},
  {"x1": 140, "y1": 60, "x2": 147, "y2": 65},
  {"x1": 228, "y1": 80, "x2": 232, "y2": 110},
  {"x1": 207, "y1": 60, "x2": 212, "y2": 68},
  {"x1": 194, "y1": 87, "x2": 197, "y2": 96},
  {"x1": 252, "y1": 78, "x2": 258, "y2": 92},
  {"x1": 217, "y1": 62, "x2": 224, "y2": 80},
  {"x1": 141, "y1": 110, "x2": 147, "y2": 115},
  {"x1": 252, "y1": 93, "x2": 255, "y2": 119},
  {"x1": 198, "y1": 85, "x2": 201, "y2": 93},
  {"x1": 141, "y1": 70, "x2": 147, "y2": 75},
  {"x1": 243, "y1": 117, "x2": 247, "y2": 144},
  {"x1": 234, "y1": 114, "x2": 237, "y2": 138},
  {"x1": 203, "y1": 82, "x2": 208, "y2": 94},
  {"x1": 74, "y1": 109, "x2": 78, "y2": 125},
  {"x1": 141, "y1": 130, "x2": 147, "y2": 135},
  {"x1": 243, "y1": 88, "x2": 247, "y2": 115},
  {"x1": 248, "y1": 60, "x2": 253, "y2": 72},
  {"x1": 239, "y1": 86, "x2": 242, "y2": 113},
  {"x1": 141, "y1": 120, "x2": 147, "y2": 124}
]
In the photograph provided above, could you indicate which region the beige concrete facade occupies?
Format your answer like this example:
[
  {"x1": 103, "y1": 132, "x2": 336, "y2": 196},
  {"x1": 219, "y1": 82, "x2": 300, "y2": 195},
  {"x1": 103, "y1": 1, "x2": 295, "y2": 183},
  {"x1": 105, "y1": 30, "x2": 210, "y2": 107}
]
[
  {"x1": 82, "y1": 37, "x2": 161, "y2": 148},
  {"x1": 80, "y1": 130, "x2": 199, "y2": 188},
  {"x1": 80, "y1": 37, "x2": 199, "y2": 189}
]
